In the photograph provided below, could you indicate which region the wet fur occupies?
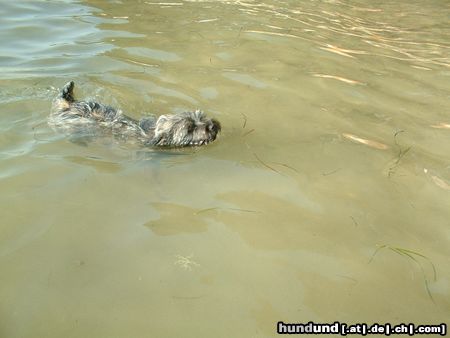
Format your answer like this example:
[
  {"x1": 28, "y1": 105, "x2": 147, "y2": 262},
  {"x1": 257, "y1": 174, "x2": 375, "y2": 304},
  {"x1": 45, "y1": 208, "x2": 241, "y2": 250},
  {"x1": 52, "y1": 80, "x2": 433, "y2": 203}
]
[{"x1": 50, "y1": 81, "x2": 221, "y2": 147}]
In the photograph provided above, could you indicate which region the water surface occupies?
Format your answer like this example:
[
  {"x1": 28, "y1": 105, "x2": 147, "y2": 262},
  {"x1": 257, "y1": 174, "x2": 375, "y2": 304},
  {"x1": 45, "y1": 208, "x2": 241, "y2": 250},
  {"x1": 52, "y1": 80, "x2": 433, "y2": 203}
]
[{"x1": 1, "y1": 1, "x2": 450, "y2": 337}]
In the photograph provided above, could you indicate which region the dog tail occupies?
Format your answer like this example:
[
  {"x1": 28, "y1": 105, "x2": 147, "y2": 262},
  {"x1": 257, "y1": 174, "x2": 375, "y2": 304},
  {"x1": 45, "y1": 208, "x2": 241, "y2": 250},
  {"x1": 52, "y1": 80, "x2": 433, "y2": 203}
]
[{"x1": 60, "y1": 81, "x2": 75, "y2": 102}]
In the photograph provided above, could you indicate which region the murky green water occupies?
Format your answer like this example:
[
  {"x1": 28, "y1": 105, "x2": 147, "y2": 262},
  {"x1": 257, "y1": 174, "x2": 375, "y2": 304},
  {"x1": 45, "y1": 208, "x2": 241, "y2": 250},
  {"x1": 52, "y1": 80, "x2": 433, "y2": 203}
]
[{"x1": 1, "y1": 1, "x2": 449, "y2": 337}]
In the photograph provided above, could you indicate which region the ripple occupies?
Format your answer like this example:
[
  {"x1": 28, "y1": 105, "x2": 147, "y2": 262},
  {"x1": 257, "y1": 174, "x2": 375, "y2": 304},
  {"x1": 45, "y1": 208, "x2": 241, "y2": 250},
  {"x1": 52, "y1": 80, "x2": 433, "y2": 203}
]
[
  {"x1": 125, "y1": 47, "x2": 182, "y2": 62},
  {"x1": 0, "y1": 2, "x2": 143, "y2": 79},
  {"x1": 222, "y1": 72, "x2": 267, "y2": 89}
]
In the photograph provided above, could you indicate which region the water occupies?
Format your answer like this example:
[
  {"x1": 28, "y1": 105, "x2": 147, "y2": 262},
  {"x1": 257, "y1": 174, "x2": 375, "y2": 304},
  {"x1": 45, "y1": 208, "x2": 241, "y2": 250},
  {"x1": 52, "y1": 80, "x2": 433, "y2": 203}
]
[{"x1": 1, "y1": 1, "x2": 449, "y2": 337}]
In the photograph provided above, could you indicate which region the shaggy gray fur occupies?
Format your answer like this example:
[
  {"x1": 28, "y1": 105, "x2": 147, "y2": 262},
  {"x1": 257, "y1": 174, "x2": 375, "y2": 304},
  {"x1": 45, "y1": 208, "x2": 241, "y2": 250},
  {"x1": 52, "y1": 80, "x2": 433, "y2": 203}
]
[{"x1": 50, "y1": 81, "x2": 221, "y2": 147}]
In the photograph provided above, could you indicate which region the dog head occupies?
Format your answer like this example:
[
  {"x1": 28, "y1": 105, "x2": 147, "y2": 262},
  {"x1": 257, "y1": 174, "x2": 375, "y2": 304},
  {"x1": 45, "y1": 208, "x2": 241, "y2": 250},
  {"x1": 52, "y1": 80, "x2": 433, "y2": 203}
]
[{"x1": 150, "y1": 110, "x2": 221, "y2": 147}]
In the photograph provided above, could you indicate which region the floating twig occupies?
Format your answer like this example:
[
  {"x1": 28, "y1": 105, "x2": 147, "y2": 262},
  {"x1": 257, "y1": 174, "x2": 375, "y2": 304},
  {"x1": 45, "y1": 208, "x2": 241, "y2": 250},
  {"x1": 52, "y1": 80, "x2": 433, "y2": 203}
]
[
  {"x1": 388, "y1": 130, "x2": 412, "y2": 177},
  {"x1": 241, "y1": 112, "x2": 248, "y2": 129},
  {"x1": 242, "y1": 128, "x2": 255, "y2": 137},
  {"x1": 368, "y1": 244, "x2": 437, "y2": 302},
  {"x1": 253, "y1": 153, "x2": 283, "y2": 175},
  {"x1": 172, "y1": 295, "x2": 204, "y2": 300},
  {"x1": 194, "y1": 207, "x2": 259, "y2": 215},
  {"x1": 322, "y1": 168, "x2": 341, "y2": 176},
  {"x1": 272, "y1": 162, "x2": 299, "y2": 173}
]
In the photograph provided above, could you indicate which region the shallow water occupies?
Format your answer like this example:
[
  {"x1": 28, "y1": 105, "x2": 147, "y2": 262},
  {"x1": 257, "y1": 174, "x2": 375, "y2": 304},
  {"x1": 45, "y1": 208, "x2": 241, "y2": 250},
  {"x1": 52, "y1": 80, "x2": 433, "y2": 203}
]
[{"x1": 1, "y1": 1, "x2": 450, "y2": 337}]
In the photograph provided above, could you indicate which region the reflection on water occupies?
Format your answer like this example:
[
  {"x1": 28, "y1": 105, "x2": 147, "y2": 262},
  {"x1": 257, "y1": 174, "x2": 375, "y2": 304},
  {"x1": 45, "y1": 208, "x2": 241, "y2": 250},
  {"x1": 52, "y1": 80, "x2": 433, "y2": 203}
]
[{"x1": 1, "y1": 0, "x2": 449, "y2": 337}]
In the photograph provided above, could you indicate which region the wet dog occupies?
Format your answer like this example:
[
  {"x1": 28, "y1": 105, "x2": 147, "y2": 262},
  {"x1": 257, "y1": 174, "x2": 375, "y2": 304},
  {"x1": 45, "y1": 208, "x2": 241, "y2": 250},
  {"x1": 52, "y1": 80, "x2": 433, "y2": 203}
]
[{"x1": 50, "y1": 81, "x2": 221, "y2": 147}]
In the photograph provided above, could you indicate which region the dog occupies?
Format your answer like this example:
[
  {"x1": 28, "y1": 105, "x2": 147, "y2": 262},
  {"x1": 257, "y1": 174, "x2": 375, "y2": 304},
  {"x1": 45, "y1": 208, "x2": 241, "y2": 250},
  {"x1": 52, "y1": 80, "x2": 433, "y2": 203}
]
[{"x1": 50, "y1": 81, "x2": 221, "y2": 147}]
